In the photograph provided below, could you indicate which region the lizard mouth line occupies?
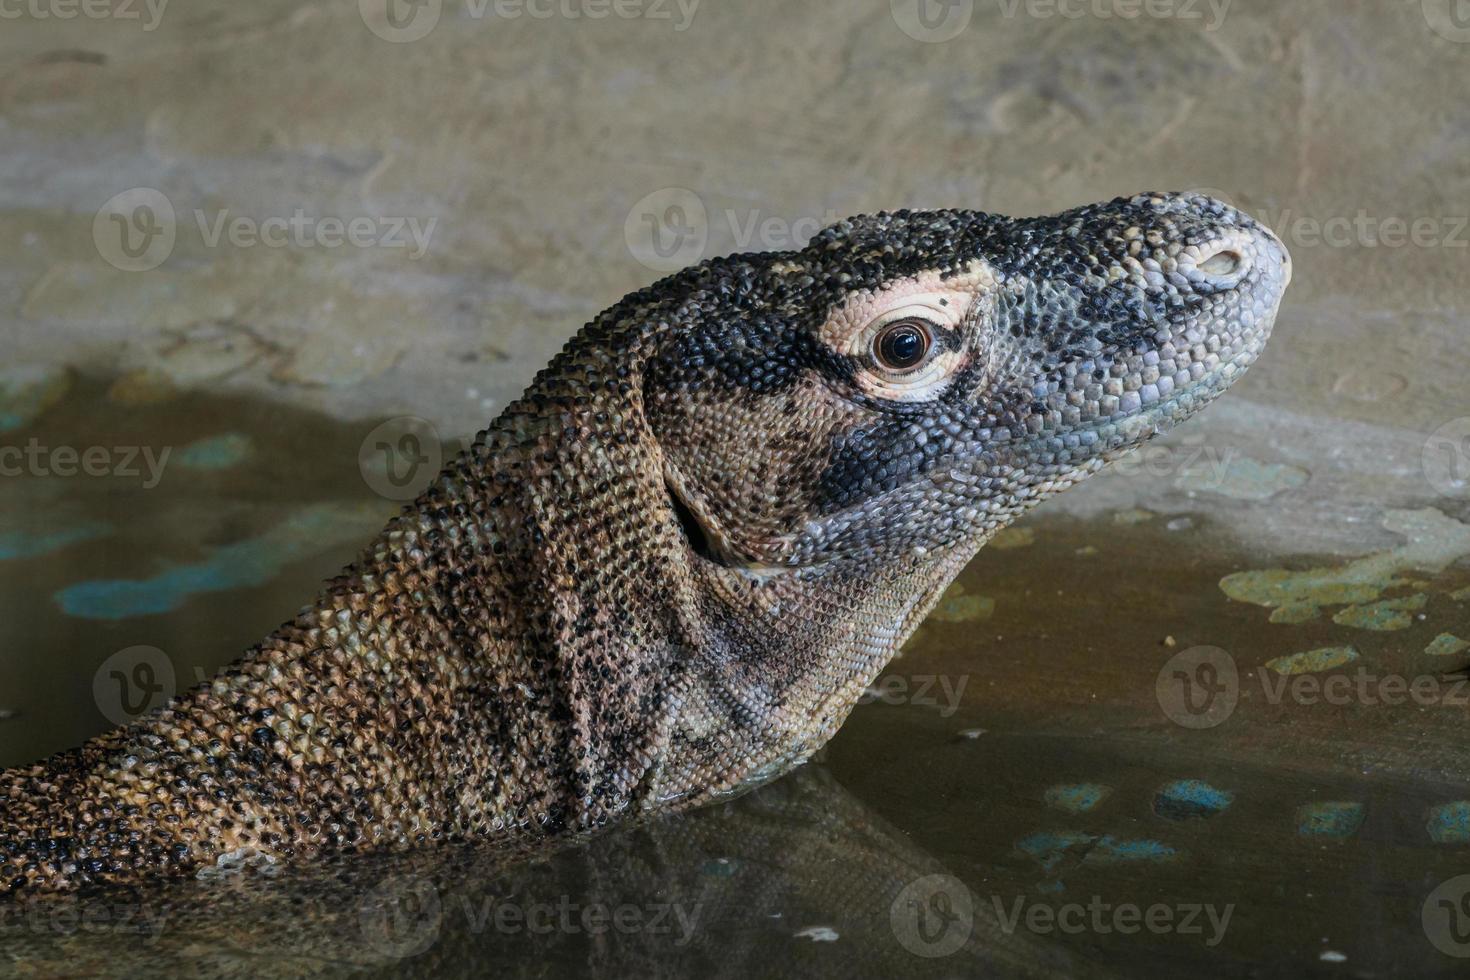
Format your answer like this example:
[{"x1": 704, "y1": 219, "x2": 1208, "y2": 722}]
[
  {"x1": 1043, "y1": 330, "x2": 1277, "y2": 465},
  {"x1": 664, "y1": 474, "x2": 723, "y2": 565}
]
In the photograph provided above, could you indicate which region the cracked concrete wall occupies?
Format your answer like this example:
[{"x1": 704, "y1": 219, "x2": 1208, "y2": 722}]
[{"x1": 1, "y1": 0, "x2": 1466, "y2": 555}]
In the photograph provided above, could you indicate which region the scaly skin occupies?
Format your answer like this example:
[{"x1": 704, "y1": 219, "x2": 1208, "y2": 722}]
[{"x1": 0, "y1": 192, "x2": 1289, "y2": 893}]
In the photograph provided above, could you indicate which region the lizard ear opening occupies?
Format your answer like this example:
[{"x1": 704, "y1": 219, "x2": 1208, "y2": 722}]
[{"x1": 665, "y1": 476, "x2": 722, "y2": 565}]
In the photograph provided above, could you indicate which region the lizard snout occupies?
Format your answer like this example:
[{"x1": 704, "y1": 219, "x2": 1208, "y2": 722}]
[{"x1": 1169, "y1": 193, "x2": 1292, "y2": 297}]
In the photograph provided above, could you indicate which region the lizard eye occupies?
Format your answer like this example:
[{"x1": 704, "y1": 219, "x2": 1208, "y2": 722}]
[
  {"x1": 872, "y1": 318, "x2": 935, "y2": 372},
  {"x1": 835, "y1": 294, "x2": 972, "y2": 402}
]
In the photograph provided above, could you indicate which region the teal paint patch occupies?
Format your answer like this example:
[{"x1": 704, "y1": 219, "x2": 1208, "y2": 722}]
[
  {"x1": 1296, "y1": 802, "x2": 1365, "y2": 838},
  {"x1": 701, "y1": 858, "x2": 738, "y2": 878},
  {"x1": 1036, "y1": 879, "x2": 1066, "y2": 894},
  {"x1": 176, "y1": 433, "x2": 253, "y2": 470},
  {"x1": 54, "y1": 503, "x2": 377, "y2": 620},
  {"x1": 1154, "y1": 780, "x2": 1234, "y2": 820},
  {"x1": 1016, "y1": 832, "x2": 1177, "y2": 870},
  {"x1": 1016, "y1": 831, "x2": 1093, "y2": 871},
  {"x1": 1044, "y1": 783, "x2": 1112, "y2": 814},
  {"x1": 0, "y1": 522, "x2": 111, "y2": 561},
  {"x1": 1088, "y1": 837, "x2": 1177, "y2": 863},
  {"x1": 0, "y1": 365, "x2": 72, "y2": 434},
  {"x1": 1427, "y1": 802, "x2": 1470, "y2": 844}
]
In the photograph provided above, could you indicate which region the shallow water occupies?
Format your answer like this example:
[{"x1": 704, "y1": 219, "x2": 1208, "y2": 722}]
[{"x1": 1, "y1": 379, "x2": 1469, "y2": 978}]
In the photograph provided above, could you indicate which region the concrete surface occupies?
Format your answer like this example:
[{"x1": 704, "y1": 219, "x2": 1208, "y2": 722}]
[{"x1": 1, "y1": 0, "x2": 1467, "y2": 559}]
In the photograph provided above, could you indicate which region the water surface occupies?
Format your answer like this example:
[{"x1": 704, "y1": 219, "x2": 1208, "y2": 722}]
[{"x1": 1, "y1": 379, "x2": 1468, "y2": 978}]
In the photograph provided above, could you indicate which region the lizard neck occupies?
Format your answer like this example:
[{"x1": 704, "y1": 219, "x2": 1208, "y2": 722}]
[{"x1": 639, "y1": 547, "x2": 968, "y2": 809}]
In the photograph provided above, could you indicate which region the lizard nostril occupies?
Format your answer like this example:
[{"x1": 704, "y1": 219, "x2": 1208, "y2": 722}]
[{"x1": 1197, "y1": 248, "x2": 1244, "y2": 277}]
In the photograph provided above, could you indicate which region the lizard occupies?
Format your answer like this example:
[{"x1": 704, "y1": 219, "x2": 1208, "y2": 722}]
[{"x1": 0, "y1": 191, "x2": 1290, "y2": 894}]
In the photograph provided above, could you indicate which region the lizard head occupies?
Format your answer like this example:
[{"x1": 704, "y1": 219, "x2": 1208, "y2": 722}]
[{"x1": 644, "y1": 191, "x2": 1290, "y2": 576}]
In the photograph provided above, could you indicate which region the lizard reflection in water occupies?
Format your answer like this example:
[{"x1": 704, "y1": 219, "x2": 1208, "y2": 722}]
[{"x1": 0, "y1": 767, "x2": 1099, "y2": 979}]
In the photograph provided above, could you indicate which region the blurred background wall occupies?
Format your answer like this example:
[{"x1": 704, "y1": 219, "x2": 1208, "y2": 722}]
[{"x1": 2, "y1": 1, "x2": 1467, "y2": 557}]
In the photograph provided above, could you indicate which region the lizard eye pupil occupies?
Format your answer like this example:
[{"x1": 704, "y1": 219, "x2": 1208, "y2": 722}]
[{"x1": 874, "y1": 320, "x2": 932, "y2": 371}]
